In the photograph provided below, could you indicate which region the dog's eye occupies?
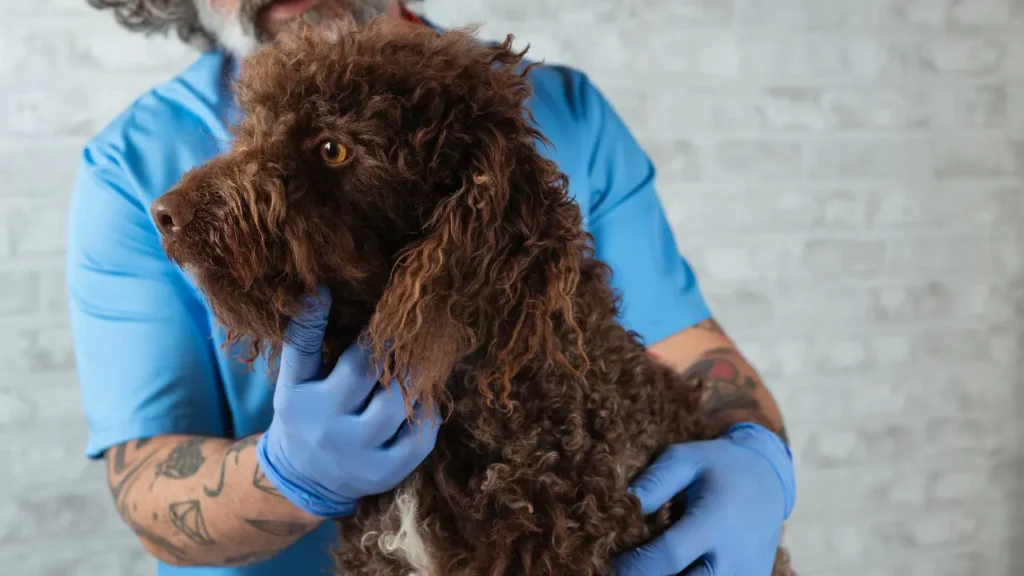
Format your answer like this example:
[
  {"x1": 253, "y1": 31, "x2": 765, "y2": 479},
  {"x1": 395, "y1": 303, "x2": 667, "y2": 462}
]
[{"x1": 319, "y1": 141, "x2": 349, "y2": 166}]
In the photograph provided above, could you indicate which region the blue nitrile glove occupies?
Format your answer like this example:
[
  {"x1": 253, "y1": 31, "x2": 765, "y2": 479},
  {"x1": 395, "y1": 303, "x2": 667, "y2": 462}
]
[
  {"x1": 613, "y1": 423, "x2": 795, "y2": 576},
  {"x1": 256, "y1": 286, "x2": 441, "y2": 518}
]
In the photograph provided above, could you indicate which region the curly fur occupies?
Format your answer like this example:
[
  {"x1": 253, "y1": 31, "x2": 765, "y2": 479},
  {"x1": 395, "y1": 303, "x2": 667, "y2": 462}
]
[{"x1": 153, "y1": 17, "x2": 794, "y2": 575}]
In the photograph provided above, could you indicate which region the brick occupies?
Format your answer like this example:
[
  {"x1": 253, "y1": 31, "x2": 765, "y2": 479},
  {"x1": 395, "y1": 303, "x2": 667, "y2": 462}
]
[
  {"x1": 909, "y1": 326, "x2": 995, "y2": 364},
  {"x1": 701, "y1": 284, "x2": 775, "y2": 327},
  {"x1": 932, "y1": 136, "x2": 1024, "y2": 179},
  {"x1": 875, "y1": 0, "x2": 948, "y2": 28},
  {"x1": 871, "y1": 182, "x2": 1020, "y2": 229},
  {"x1": 738, "y1": 0, "x2": 868, "y2": 30},
  {"x1": 898, "y1": 509, "x2": 980, "y2": 547},
  {"x1": 646, "y1": 140, "x2": 702, "y2": 181},
  {"x1": 0, "y1": 387, "x2": 36, "y2": 432},
  {"x1": 630, "y1": 32, "x2": 740, "y2": 77},
  {"x1": 739, "y1": 38, "x2": 894, "y2": 79},
  {"x1": 628, "y1": 0, "x2": 735, "y2": 26},
  {"x1": 0, "y1": 323, "x2": 76, "y2": 373},
  {"x1": 807, "y1": 138, "x2": 930, "y2": 180},
  {"x1": 928, "y1": 83, "x2": 1007, "y2": 129},
  {"x1": 0, "y1": 539, "x2": 154, "y2": 576},
  {"x1": 0, "y1": 141, "x2": 85, "y2": 198},
  {"x1": 662, "y1": 183, "x2": 871, "y2": 233},
  {"x1": 885, "y1": 233, "x2": 992, "y2": 277},
  {"x1": 801, "y1": 237, "x2": 887, "y2": 277},
  {"x1": 869, "y1": 280, "x2": 1012, "y2": 324},
  {"x1": 684, "y1": 236, "x2": 801, "y2": 281},
  {"x1": 714, "y1": 139, "x2": 803, "y2": 180},
  {"x1": 0, "y1": 270, "x2": 39, "y2": 316},
  {"x1": 0, "y1": 491, "x2": 126, "y2": 543},
  {"x1": 915, "y1": 37, "x2": 1007, "y2": 75},
  {"x1": 38, "y1": 267, "x2": 69, "y2": 316},
  {"x1": 803, "y1": 424, "x2": 918, "y2": 469},
  {"x1": 6, "y1": 202, "x2": 68, "y2": 257},
  {"x1": 948, "y1": 0, "x2": 1013, "y2": 29}
]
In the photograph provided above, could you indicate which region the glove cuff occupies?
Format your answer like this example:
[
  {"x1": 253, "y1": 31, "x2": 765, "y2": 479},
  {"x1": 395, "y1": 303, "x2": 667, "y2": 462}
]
[
  {"x1": 724, "y1": 422, "x2": 796, "y2": 521},
  {"x1": 255, "y1": 431, "x2": 358, "y2": 519}
]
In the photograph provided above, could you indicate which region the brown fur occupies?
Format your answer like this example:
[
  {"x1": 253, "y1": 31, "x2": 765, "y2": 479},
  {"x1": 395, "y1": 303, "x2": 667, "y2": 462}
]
[{"x1": 154, "y1": 17, "x2": 793, "y2": 575}]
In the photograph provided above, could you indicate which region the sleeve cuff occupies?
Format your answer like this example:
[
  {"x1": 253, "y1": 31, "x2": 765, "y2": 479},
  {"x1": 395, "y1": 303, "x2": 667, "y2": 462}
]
[{"x1": 84, "y1": 413, "x2": 227, "y2": 459}]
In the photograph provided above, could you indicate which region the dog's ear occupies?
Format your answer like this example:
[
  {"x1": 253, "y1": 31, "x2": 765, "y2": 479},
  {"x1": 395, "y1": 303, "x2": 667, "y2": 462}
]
[{"x1": 368, "y1": 38, "x2": 590, "y2": 416}]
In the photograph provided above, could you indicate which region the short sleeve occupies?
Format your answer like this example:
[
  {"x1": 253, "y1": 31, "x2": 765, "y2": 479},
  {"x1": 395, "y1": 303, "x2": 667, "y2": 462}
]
[
  {"x1": 66, "y1": 143, "x2": 227, "y2": 459},
  {"x1": 575, "y1": 75, "x2": 712, "y2": 346}
]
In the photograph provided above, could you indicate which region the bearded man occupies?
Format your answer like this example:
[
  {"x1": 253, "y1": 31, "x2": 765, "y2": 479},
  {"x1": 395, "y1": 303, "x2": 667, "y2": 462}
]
[{"x1": 68, "y1": 1, "x2": 797, "y2": 575}]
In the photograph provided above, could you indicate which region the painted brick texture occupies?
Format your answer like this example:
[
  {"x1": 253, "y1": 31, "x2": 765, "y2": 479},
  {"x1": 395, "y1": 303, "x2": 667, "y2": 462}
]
[{"x1": 2, "y1": 1, "x2": 1022, "y2": 574}]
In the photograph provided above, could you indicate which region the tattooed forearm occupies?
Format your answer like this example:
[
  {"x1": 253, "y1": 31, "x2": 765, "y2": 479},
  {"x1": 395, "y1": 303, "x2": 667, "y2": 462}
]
[
  {"x1": 103, "y1": 434, "x2": 320, "y2": 567},
  {"x1": 682, "y1": 346, "x2": 787, "y2": 443}
]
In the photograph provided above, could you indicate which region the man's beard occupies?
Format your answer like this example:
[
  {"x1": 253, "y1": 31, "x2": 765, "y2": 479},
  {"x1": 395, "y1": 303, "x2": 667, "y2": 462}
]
[{"x1": 194, "y1": 0, "x2": 390, "y2": 58}]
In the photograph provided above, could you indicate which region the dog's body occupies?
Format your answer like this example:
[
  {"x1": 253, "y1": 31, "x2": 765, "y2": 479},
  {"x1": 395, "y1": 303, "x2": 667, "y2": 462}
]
[
  {"x1": 337, "y1": 255, "x2": 711, "y2": 575},
  {"x1": 152, "y1": 17, "x2": 792, "y2": 576}
]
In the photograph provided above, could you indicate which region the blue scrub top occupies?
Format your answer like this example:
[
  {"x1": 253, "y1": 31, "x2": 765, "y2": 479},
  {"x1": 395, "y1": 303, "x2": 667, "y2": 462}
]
[{"x1": 66, "y1": 19, "x2": 712, "y2": 576}]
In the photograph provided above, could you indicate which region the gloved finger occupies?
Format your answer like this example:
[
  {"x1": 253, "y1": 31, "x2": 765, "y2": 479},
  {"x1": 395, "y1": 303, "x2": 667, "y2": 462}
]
[
  {"x1": 681, "y1": 558, "x2": 714, "y2": 576},
  {"x1": 359, "y1": 382, "x2": 413, "y2": 447},
  {"x1": 628, "y1": 444, "x2": 707, "y2": 514},
  {"x1": 327, "y1": 342, "x2": 383, "y2": 412},
  {"x1": 388, "y1": 405, "x2": 442, "y2": 475},
  {"x1": 278, "y1": 286, "x2": 332, "y2": 386},
  {"x1": 611, "y1": 510, "x2": 713, "y2": 576}
]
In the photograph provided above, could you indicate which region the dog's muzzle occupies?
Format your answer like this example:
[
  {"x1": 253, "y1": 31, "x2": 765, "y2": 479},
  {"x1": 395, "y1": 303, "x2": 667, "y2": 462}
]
[{"x1": 151, "y1": 191, "x2": 196, "y2": 238}]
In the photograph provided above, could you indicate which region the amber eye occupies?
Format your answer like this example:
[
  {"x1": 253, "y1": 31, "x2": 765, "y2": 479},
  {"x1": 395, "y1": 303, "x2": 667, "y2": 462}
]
[{"x1": 319, "y1": 141, "x2": 348, "y2": 166}]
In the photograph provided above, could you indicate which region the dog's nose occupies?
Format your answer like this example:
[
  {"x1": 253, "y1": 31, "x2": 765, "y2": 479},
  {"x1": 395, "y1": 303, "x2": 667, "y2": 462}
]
[{"x1": 151, "y1": 194, "x2": 195, "y2": 236}]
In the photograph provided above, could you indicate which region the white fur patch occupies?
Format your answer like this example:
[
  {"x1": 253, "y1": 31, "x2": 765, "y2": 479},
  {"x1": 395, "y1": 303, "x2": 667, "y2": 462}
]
[
  {"x1": 362, "y1": 489, "x2": 438, "y2": 576},
  {"x1": 194, "y1": 1, "x2": 261, "y2": 58}
]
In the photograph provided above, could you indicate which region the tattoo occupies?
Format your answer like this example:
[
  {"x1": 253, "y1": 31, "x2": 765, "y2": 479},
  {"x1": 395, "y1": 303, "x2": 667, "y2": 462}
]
[
  {"x1": 169, "y1": 500, "x2": 216, "y2": 546},
  {"x1": 108, "y1": 441, "x2": 188, "y2": 561},
  {"x1": 253, "y1": 465, "x2": 284, "y2": 499},
  {"x1": 203, "y1": 436, "x2": 259, "y2": 498},
  {"x1": 683, "y1": 347, "x2": 777, "y2": 434},
  {"x1": 135, "y1": 438, "x2": 153, "y2": 449},
  {"x1": 153, "y1": 438, "x2": 207, "y2": 486},
  {"x1": 244, "y1": 518, "x2": 310, "y2": 537},
  {"x1": 694, "y1": 318, "x2": 727, "y2": 337},
  {"x1": 108, "y1": 443, "x2": 158, "y2": 502}
]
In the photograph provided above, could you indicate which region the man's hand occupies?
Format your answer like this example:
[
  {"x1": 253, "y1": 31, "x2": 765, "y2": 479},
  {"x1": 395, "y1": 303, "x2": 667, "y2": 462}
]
[
  {"x1": 612, "y1": 423, "x2": 795, "y2": 576},
  {"x1": 614, "y1": 318, "x2": 795, "y2": 575},
  {"x1": 256, "y1": 286, "x2": 441, "y2": 518}
]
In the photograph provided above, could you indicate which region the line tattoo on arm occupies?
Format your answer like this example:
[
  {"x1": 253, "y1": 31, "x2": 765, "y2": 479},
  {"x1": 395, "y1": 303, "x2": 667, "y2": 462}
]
[{"x1": 203, "y1": 435, "x2": 259, "y2": 498}]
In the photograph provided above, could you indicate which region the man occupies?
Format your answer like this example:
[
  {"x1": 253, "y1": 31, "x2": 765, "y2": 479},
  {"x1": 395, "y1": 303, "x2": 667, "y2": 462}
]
[{"x1": 68, "y1": 1, "x2": 796, "y2": 575}]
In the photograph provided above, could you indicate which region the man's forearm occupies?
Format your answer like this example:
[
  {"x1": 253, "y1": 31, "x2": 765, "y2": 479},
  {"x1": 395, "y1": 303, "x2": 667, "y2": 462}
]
[
  {"x1": 650, "y1": 318, "x2": 788, "y2": 444},
  {"x1": 682, "y1": 343, "x2": 787, "y2": 443},
  {"x1": 106, "y1": 434, "x2": 322, "y2": 567}
]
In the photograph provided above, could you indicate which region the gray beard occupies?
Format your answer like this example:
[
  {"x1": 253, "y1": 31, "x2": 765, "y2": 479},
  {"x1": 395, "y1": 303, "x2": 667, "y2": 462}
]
[{"x1": 194, "y1": 0, "x2": 390, "y2": 58}]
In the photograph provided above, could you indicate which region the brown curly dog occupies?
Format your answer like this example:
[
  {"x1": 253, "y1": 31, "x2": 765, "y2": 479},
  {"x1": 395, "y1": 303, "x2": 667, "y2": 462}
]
[{"x1": 150, "y1": 16, "x2": 793, "y2": 576}]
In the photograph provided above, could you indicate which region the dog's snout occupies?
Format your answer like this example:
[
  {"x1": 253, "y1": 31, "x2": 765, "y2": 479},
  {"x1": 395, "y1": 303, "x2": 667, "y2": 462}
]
[{"x1": 151, "y1": 193, "x2": 195, "y2": 236}]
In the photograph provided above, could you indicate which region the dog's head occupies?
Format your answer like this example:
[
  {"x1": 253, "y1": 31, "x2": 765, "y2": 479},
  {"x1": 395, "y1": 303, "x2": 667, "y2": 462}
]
[{"x1": 152, "y1": 17, "x2": 589, "y2": 410}]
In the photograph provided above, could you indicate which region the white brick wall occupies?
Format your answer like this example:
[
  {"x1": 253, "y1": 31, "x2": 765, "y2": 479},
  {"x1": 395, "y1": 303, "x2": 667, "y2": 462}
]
[{"x1": 2, "y1": 1, "x2": 1022, "y2": 574}]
